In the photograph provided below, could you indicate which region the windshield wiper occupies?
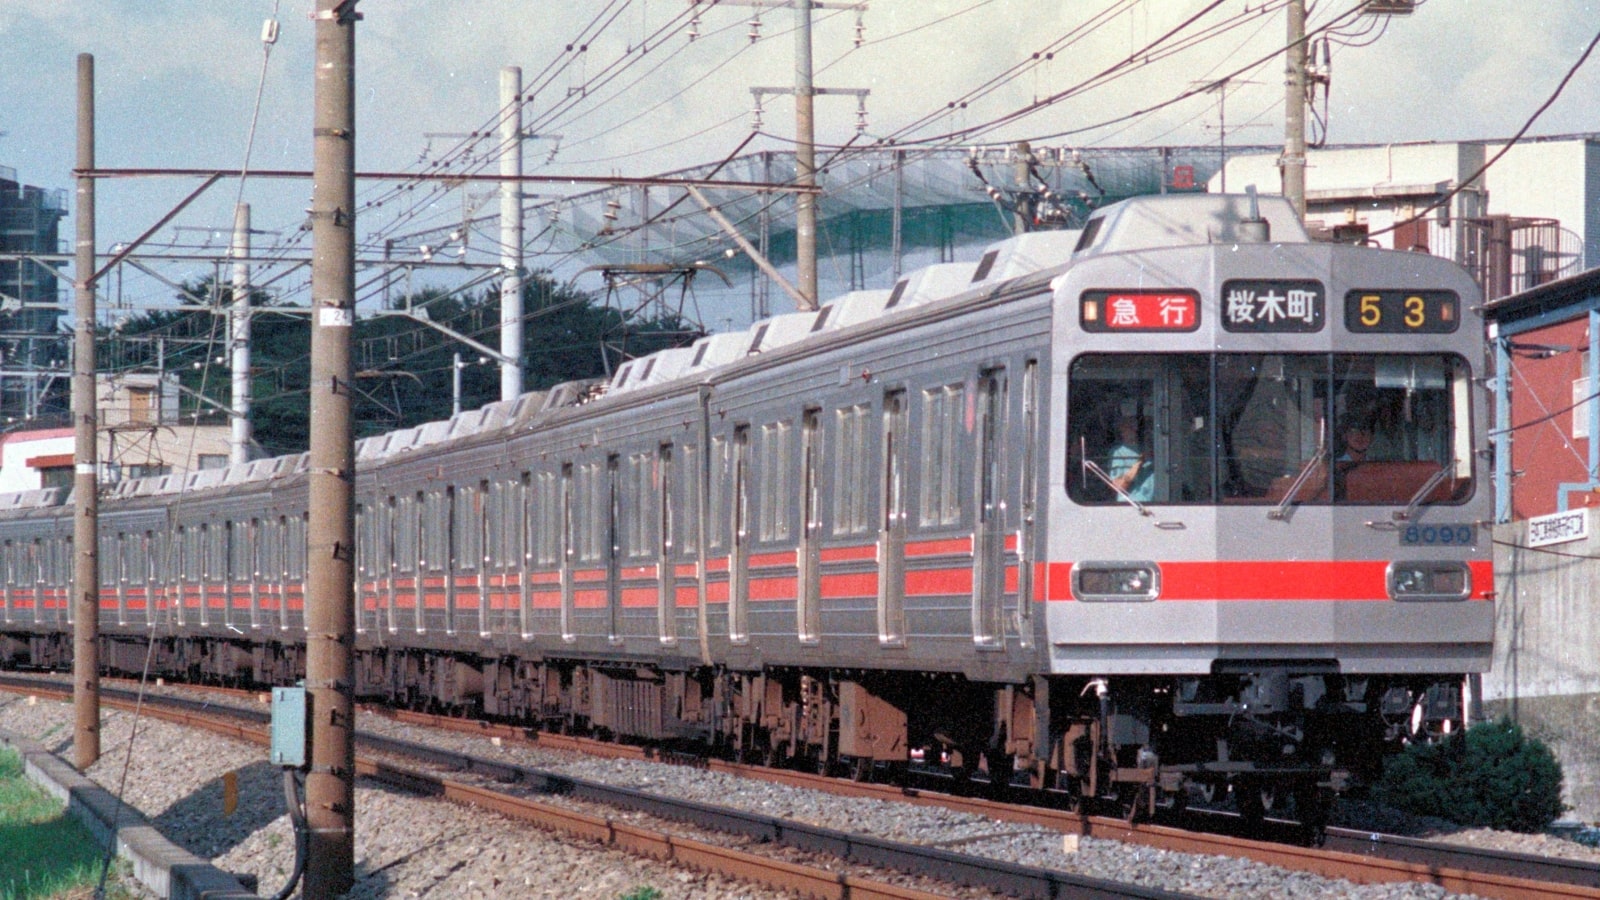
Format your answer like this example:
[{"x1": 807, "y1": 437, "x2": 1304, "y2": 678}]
[
  {"x1": 1268, "y1": 423, "x2": 1327, "y2": 521},
  {"x1": 1268, "y1": 450, "x2": 1327, "y2": 520},
  {"x1": 1395, "y1": 460, "x2": 1454, "y2": 522},
  {"x1": 1082, "y1": 456, "x2": 1152, "y2": 517}
]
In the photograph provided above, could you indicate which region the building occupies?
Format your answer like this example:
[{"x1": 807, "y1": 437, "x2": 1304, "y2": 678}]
[
  {"x1": 1217, "y1": 135, "x2": 1600, "y2": 302},
  {"x1": 0, "y1": 165, "x2": 68, "y2": 420},
  {"x1": 0, "y1": 372, "x2": 232, "y2": 495}
]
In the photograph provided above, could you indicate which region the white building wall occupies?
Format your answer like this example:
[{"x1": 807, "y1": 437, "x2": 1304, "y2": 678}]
[
  {"x1": 0, "y1": 432, "x2": 71, "y2": 494},
  {"x1": 1215, "y1": 139, "x2": 1600, "y2": 276},
  {"x1": 1481, "y1": 139, "x2": 1595, "y2": 270}
]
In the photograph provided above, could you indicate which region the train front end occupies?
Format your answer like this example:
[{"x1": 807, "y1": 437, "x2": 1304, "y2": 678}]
[{"x1": 1039, "y1": 194, "x2": 1493, "y2": 821}]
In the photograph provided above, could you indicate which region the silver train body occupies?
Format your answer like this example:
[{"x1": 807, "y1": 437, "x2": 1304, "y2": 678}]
[{"x1": 0, "y1": 194, "x2": 1493, "y2": 811}]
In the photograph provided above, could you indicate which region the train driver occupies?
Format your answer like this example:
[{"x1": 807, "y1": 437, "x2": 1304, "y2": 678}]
[{"x1": 1108, "y1": 414, "x2": 1155, "y2": 502}]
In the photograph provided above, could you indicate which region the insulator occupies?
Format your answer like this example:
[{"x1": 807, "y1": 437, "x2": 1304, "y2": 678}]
[
  {"x1": 854, "y1": 11, "x2": 865, "y2": 47},
  {"x1": 748, "y1": 17, "x2": 761, "y2": 42},
  {"x1": 688, "y1": 14, "x2": 700, "y2": 41}
]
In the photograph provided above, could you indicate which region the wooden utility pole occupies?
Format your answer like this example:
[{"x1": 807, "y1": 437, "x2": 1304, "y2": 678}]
[
  {"x1": 305, "y1": 0, "x2": 358, "y2": 893},
  {"x1": 1282, "y1": 0, "x2": 1308, "y2": 220},
  {"x1": 72, "y1": 51, "x2": 100, "y2": 771}
]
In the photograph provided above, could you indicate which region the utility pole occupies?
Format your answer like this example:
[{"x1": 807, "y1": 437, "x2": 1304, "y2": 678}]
[
  {"x1": 229, "y1": 202, "x2": 251, "y2": 465},
  {"x1": 306, "y1": 0, "x2": 358, "y2": 893},
  {"x1": 72, "y1": 51, "x2": 100, "y2": 772},
  {"x1": 1282, "y1": 0, "x2": 1308, "y2": 220},
  {"x1": 702, "y1": 0, "x2": 867, "y2": 311},
  {"x1": 793, "y1": 0, "x2": 818, "y2": 309},
  {"x1": 499, "y1": 66, "x2": 524, "y2": 403}
]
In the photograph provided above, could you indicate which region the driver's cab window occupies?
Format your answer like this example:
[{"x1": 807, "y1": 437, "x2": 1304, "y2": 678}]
[{"x1": 1067, "y1": 354, "x2": 1210, "y2": 505}]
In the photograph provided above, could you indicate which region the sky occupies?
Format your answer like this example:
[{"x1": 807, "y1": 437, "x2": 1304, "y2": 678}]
[{"x1": 2, "y1": 0, "x2": 1599, "y2": 322}]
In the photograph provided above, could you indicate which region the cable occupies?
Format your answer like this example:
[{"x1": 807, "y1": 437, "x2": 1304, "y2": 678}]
[
  {"x1": 1366, "y1": 23, "x2": 1600, "y2": 240},
  {"x1": 266, "y1": 769, "x2": 309, "y2": 900}
]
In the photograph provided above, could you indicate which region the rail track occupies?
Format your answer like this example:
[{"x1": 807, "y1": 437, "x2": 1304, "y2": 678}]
[{"x1": 3, "y1": 673, "x2": 1597, "y2": 900}]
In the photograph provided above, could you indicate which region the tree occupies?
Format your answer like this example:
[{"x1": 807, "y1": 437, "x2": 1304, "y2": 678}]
[{"x1": 106, "y1": 273, "x2": 700, "y2": 456}]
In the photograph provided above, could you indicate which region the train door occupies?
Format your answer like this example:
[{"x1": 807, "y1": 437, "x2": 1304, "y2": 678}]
[
  {"x1": 730, "y1": 425, "x2": 751, "y2": 642},
  {"x1": 878, "y1": 390, "x2": 908, "y2": 644},
  {"x1": 973, "y1": 369, "x2": 1006, "y2": 646},
  {"x1": 798, "y1": 408, "x2": 822, "y2": 643},
  {"x1": 1, "y1": 541, "x2": 11, "y2": 624},
  {"x1": 560, "y1": 463, "x2": 575, "y2": 642},
  {"x1": 518, "y1": 473, "x2": 533, "y2": 640},
  {"x1": 606, "y1": 454, "x2": 622, "y2": 642},
  {"x1": 657, "y1": 444, "x2": 676, "y2": 644},
  {"x1": 1016, "y1": 360, "x2": 1039, "y2": 646},
  {"x1": 106, "y1": 533, "x2": 124, "y2": 627}
]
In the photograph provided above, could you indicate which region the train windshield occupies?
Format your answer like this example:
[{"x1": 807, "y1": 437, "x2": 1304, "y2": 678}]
[{"x1": 1067, "y1": 353, "x2": 1473, "y2": 506}]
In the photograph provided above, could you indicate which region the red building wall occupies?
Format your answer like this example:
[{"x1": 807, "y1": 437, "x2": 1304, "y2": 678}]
[{"x1": 1506, "y1": 318, "x2": 1600, "y2": 519}]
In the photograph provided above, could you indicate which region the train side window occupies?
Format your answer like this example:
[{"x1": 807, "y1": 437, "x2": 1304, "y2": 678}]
[
  {"x1": 531, "y1": 471, "x2": 561, "y2": 567},
  {"x1": 99, "y1": 534, "x2": 117, "y2": 587},
  {"x1": 230, "y1": 520, "x2": 253, "y2": 582},
  {"x1": 920, "y1": 383, "x2": 965, "y2": 527},
  {"x1": 832, "y1": 404, "x2": 872, "y2": 536},
  {"x1": 395, "y1": 495, "x2": 418, "y2": 574},
  {"x1": 575, "y1": 461, "x2": 607, "y2": 564},
  {"x1": 707, "y1": 436, "x2": 729, "y2": 552},
  {"x1": 758, "y1": 420, "x2": 793, "y2": 543},
  {"x1": 624, "y1": 451, "x2": 657, "y2": 559},
  {"x1": 287, "y1": 514, "x2": 307, "y2": 581},
  {"x1": 678, "y1": 443, "x2": 700, "y2": 555},
  {"x1": 263, "y1": 517, "x2": 283, "y2": 581}
]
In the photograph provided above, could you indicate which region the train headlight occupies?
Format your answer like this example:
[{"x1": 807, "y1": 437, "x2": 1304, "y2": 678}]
[
  {"x1": 1387, "y1": 561, "x2": 1470, "y2": 601},
  {"x1": 1071, "y1": 562, "x2": 1160, "y2": 602}
]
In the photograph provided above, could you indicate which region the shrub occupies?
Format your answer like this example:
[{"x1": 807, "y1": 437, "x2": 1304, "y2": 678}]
[{"x1": 1372, "y1": 718, "x2": 1565, "y2": 833}]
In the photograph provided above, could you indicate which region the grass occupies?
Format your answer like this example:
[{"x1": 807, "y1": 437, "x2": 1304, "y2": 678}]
[{"x1": 0, "y1": 748, "x2": 137, "y2": 900}]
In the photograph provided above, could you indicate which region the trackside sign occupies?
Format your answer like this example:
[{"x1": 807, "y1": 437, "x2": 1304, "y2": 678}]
[{"x1": 1527, "y1": 508, "x2": 1590, "y2": 548}]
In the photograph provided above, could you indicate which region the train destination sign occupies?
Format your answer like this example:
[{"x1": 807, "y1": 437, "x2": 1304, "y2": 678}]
[
  {"x1": 1220, "y1": 279, "x2": 1324, "y2": 332},
  {"x1": 1345, "y1": 289, "x2": 1459, "y2": 333},
  {"x1": 1080, "y1": 289, "x2": 1200, "y2": 332}
]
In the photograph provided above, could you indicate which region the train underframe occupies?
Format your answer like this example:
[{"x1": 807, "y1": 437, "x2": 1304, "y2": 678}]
[{"x1": 1, "y1": 629, "x2": 1464, "y2": 828}]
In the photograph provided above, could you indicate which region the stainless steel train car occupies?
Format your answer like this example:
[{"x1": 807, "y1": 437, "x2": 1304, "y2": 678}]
[{"x1": 0, "y1": 193, "x2": 1493, "y2": 822}]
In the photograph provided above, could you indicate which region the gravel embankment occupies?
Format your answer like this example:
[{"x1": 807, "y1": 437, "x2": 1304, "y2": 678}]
[{"x1": 4, "y1": 683, "x2": 1596, "y2": 899}]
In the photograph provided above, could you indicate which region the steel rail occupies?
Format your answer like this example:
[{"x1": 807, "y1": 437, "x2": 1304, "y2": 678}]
[
  {"x1": 0, "y1": 677, "x2": 1186, "y2": 900},
  {"x1": 9, "y1": 675, "x2": 1599, "y2": 899}
]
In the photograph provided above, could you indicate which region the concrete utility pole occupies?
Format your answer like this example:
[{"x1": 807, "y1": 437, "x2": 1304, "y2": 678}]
[
  {"x1": 72, "y1": 51, "x2": 100, "y2": 772},
  {"x1": 709, "y1": 0, "x2": 867, "y2": 311},
  {"x1": 499, "y1": 66, "x2": 524, "y2": 403},
  {"x1": 229, "y1": 202, "x2": 252, "y2": 465},
  {"x1": 793, "y1": 0, "x2": 818, "y2": 309},
  {"x1": 306, "y1": 0, "x2": 358, "y2": 893},
  {"x1": 1282, "y1": 0, "x2": 1308, "y2": 220}
]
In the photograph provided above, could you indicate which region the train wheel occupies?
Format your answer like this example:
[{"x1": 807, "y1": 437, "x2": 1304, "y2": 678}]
[
  {"x1": 1294, "y1": 782, "x2": 1331, "y2": 846},
  {"x1": 1235, "y1": 778, "x2": 1279, "y2": 826},
  {"x1": 984, "y1": 749, "x2": 1016, "y2": 799},
  {"x1": 850, "y1": 756, "x2": 873, "y2": 782}
]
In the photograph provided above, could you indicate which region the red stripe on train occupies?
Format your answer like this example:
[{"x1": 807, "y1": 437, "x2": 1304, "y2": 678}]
[{"x1": 1043, "y1": 560, "x2": 1495, "y2": 601}]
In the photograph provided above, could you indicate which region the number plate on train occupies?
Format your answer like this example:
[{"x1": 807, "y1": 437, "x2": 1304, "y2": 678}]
[{"x1": 1399, "y1": 523, "x2": 1476, "y2": 546}]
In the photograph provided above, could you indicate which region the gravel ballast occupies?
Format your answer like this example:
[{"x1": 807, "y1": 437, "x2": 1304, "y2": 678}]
[{"x1": 3, "y1": 684, "x2": 1596, "y2": 899}]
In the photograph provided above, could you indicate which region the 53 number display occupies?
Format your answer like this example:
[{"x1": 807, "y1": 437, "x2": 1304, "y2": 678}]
[{"x1": 1345, "y1": 289, "x2": 1459, "y2": 333}]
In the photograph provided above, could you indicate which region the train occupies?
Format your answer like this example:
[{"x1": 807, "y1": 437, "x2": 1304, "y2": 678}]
[{"x1": 0, "y1": 192, "x2": 1493, "y2": 825}]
